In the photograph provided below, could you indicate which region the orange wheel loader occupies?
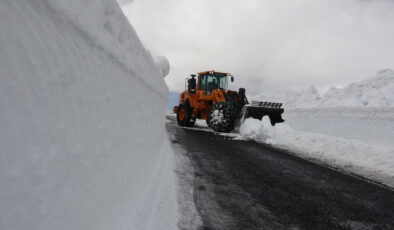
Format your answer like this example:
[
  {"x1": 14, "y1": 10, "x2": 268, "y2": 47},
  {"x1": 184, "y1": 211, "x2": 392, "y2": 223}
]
[{"x1": 173, "y1": 70, "x2": 284, "y2": 132}]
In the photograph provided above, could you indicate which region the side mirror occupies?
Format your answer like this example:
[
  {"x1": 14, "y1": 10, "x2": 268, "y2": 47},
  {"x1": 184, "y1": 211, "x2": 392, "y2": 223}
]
[{"x1": 231, "y1": 76, "x2": 234, "y2": 82}]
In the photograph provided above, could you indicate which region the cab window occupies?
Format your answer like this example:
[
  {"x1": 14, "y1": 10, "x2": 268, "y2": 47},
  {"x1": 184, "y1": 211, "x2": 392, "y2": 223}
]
[
  {"x1": 199, "y1": 74, "x2": 227, "y2": 95},
  {"x1": 200, "y1": 75, "x2": 207, "y2": 91}
]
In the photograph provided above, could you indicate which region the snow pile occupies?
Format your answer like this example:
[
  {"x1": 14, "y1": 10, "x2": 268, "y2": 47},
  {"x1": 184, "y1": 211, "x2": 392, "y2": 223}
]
[
  {"x1": 240, "y1": 118, "x2": 394, "y2": 188},
  {"x1": 0, "y1": 1, "x2": 176, "y2": 230},
  {"x1": 323, "y1": 69, "x2": 394, "y2": 107},
  {"x1": 253, "y1": 69, "x2": 394, "y2": 108}
]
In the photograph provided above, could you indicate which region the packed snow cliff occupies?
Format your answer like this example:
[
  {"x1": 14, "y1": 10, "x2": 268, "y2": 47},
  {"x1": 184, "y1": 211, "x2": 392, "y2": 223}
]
[{"x1": 0, "y1": 1, "x2": 176, "y2": 229}]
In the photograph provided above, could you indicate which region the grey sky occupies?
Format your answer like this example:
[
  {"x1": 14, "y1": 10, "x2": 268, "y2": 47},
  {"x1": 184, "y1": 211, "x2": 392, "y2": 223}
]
[{"x1": 121, "y1": 0, "x2": 394, "y2": 95}]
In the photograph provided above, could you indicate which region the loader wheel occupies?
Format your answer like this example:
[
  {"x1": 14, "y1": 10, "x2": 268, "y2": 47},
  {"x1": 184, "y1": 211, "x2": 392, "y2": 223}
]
[
  {"x1": 206, "y1": 119, "x2": 211, "y2": 128},
  {"x1": 187, "y1": 117, "x2": 196, "y2": 127},
  {"x1": 207, "y1": 102, "x2": 236, "y2": 132},
  {"x1": 177, "y1": 103, "x2": 195, "y2": 127}
]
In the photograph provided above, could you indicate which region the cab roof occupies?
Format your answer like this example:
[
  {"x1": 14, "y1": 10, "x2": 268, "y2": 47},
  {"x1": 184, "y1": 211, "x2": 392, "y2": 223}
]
[{"x1": 197, "y1": 70, "x2": 232, "y2": 76}]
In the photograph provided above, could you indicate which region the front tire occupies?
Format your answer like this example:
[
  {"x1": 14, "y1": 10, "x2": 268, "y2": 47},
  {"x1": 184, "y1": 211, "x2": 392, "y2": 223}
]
[
  {"x1": 177, "y1": 103, "x2": 195, "y2": 127},
  {"x1": 207, "y1": 102, "x2": 236, "y2": 132}
]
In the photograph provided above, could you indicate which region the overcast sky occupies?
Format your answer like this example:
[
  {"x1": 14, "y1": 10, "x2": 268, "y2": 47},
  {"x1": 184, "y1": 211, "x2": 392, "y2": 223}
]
[{"x1": 120, "y1": 0, "x2": 394, "y2": 95}]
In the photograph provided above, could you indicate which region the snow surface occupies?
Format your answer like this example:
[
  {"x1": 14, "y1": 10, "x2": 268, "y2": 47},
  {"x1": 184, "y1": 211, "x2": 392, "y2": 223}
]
[
  {"x1": 285, "y1": 108, "x2": 394, "y2": 149},
  {"x1": 252, "y1": 69, "x2": 394, "y2": 108},
  {"x1": 0, "y1": 1, "x2": 176, "y2": 229}
]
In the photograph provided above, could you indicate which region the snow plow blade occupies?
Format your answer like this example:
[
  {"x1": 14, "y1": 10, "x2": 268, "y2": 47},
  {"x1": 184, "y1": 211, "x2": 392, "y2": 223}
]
[{"x1": 241, "y1": 101, "x2": 285, "y2": 126}]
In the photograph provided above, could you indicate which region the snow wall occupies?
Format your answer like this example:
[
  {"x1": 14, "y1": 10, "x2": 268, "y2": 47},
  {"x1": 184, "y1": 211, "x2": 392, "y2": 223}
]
[
  {"x1": 0, "y1": 0, "x2": 177, "y2": 229},
  {"x1": 284, "y1": 108, "x2": 394, "y2": 149}
]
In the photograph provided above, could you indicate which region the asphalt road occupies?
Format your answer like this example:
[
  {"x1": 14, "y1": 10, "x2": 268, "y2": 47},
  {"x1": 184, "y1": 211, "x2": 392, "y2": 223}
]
[{"x1": 167, "y1": 117, "x2": 394, "y2": 230}]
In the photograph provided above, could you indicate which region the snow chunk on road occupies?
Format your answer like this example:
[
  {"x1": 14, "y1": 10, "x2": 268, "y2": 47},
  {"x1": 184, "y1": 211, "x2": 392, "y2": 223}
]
[
  {"x1": 239, "y1": 119, "x2": 268, "y2": 142},
  {"x1": 240, "y1": 118, "x2": 394, "y2": 188}
]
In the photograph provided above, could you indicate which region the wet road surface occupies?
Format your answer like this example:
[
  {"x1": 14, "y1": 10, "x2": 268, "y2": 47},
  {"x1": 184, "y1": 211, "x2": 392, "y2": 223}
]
[{"x1": 167, "y1": 118, "x2": 394, "y2": 230}]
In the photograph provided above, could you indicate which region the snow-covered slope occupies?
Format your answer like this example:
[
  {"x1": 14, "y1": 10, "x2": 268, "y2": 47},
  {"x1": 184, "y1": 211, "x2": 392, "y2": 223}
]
[
  {"x1": 253, "y1": 69, "x2": 394, "y2": 108},
  {"x1": 0, "y1": 1, "x2": 176, "y2": 229}
]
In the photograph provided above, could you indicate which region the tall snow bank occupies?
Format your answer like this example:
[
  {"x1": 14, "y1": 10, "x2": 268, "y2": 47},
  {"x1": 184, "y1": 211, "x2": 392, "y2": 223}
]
[
  {"x1": 0, "y1": 0, "x2": 176, "y2": 229},
  {"x1": 285, "y1": 108, "x2": 394, "y2": 149},
  {"x1": 253, "y1": 69, "x2": 394, "y2": 108}
]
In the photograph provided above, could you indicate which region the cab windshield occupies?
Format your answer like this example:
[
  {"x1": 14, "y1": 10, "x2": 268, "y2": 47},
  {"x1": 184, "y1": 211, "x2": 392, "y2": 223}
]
[{"x1": 200, "y1": 74, "x2": 228, "y2": 92}]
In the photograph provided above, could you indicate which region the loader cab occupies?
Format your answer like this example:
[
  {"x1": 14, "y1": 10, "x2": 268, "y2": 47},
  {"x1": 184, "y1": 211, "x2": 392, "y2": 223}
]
[{"x1": 198, "y1": 71, "x2": 229, "y2": 95}]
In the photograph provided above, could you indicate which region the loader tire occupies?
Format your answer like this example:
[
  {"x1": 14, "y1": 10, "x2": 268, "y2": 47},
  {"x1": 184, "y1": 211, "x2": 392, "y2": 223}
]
[
  {"x1": 207, "y1": 102, "x2": 236, "y2": 132},
  {"x1": 206, "y1": 119, "x2": 211, "y2": 128},
  {"x1": 177, "y1": 103, "x2": 195, "y2": 127},
  {"x1": 187, "y1": 117, "x2": 196, "y2": 127}
]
